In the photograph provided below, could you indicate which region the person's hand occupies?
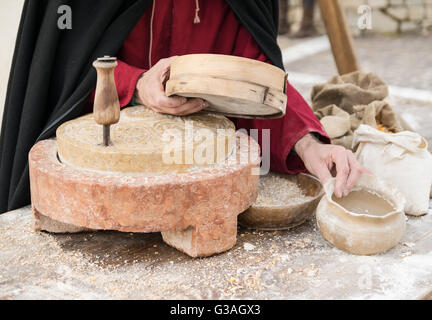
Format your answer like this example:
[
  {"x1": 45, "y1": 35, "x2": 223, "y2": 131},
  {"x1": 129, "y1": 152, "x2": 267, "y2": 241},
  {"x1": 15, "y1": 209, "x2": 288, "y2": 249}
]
[
  {"x1": 134, "y1": 56, "x2": 208, "y2": 115},
  {"x1": 294, "y1": 134, "x2": 372, "y2": 197}
]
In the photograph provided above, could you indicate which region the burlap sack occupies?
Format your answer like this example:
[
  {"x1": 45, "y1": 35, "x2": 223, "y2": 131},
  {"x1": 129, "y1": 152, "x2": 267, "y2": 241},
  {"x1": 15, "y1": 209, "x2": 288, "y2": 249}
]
[
  {"x1": 314, "y1": 100, "x2": 403, "y2": 149},
  {"x1": 314, "y1": 105, "x2": 351, "y2": 139},
  {"x1": 311, "y1": 71, "x2": 389, "y2": 113},
  {"x1": 350, "y1": 100, "x2": 403, "y2": 133}
]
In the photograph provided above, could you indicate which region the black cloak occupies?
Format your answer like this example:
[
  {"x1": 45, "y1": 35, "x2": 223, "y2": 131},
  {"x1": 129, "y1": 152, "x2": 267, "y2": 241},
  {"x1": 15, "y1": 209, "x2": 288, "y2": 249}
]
[{"x1": 0, "y1": 0, "x2": 283, "y2": 213}]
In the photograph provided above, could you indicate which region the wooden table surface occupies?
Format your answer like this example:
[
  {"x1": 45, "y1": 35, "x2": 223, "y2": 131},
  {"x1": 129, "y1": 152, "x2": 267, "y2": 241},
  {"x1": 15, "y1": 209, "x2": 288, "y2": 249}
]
[{"x1": 1, "y1": 204, "x2": 431, "y2": 299}]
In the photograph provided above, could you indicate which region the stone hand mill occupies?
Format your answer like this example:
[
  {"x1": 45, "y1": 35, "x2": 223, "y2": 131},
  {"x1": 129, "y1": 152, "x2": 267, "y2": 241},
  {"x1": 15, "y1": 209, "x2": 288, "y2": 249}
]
[{"x1": 28, "y1": 54, "x2": 287, "y2": 257}]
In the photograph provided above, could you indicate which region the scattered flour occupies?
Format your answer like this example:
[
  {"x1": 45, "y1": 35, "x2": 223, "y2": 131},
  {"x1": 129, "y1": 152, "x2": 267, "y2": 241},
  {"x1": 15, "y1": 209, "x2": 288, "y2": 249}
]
[{"x1": 243, "y1": 243, "x2": 256, "y2": 251}]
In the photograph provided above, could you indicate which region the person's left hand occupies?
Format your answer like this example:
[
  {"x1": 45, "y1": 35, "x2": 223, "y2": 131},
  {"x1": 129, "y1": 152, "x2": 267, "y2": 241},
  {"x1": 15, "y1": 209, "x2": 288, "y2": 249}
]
[{"x1": 294, "y1": 133, "x2": 372, "y2": 198}]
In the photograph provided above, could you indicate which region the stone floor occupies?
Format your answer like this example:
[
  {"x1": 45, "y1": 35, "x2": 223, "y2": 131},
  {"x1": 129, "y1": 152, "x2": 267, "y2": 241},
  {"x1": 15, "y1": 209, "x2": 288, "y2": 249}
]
[
  {"x1": 283, "y1": 34, "x2": 432, "y2": 91},
  {"x1": 1, "y1": 34, "x2": 432, "y2": 299}
]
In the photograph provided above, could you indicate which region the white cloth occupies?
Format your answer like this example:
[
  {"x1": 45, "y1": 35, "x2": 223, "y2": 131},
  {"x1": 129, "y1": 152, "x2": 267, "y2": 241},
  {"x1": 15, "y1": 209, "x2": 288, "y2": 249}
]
[{"x1": 353, "y1": 124, "x2": 432, "y2": 216}]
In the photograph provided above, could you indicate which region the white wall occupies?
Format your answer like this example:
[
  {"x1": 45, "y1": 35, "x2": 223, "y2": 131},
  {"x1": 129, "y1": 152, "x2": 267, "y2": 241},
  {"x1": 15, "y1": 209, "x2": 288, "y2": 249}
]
[{"x1": 0, "y1": 0, "x2": 25, "y2": 130}]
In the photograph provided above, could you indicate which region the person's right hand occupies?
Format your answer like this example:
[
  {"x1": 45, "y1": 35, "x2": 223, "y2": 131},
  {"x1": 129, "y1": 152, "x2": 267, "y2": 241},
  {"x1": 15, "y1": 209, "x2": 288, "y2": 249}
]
[
  {"x1": 134, "y1": 56, "x2": 208, "y2": 116},
  {"x1": 294, "y1": 133, "x2": 372, "y2": 198}
]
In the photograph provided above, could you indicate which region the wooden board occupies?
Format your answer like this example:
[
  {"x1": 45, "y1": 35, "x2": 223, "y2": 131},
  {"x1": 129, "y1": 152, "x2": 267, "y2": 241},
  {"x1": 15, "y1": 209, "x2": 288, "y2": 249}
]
[
  {"x1": 166, "y1": 54, "x2": 287, "y2": 119},
  {"x1": 2, "y1": 205, "x2": 431, "y2": 299},
  {"x1": 318, "y1": 0, "x2": 360, "y2": 75}
]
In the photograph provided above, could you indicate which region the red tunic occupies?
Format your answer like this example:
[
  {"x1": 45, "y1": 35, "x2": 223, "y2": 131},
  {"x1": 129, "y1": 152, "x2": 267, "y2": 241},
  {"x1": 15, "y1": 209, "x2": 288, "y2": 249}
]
[{"x1": 88, "y1": 0, "x2": 330, "y2": 174}]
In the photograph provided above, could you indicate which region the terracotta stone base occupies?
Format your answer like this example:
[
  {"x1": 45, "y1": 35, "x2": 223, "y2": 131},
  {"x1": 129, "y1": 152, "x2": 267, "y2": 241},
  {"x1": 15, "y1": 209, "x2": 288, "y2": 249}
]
[
  {"x1": 161, "y1": 213, "x2": 238, "y2": 257},
  {"x1": 33, "y1": 207, "x2": 92, "y2": 234},
  {"x1": 29, "y1": 132, "x2": 260, "y2": 257}
]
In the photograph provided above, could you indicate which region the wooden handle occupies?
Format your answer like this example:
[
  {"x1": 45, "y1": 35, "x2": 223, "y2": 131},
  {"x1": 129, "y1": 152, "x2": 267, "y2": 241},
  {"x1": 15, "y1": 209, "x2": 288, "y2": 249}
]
[
  {"x1": 92, "y1": 56, "x2": 120, "y2": 125},
  {"x1": 318, "y1": 0, "x2": 360, "y2": 75}
]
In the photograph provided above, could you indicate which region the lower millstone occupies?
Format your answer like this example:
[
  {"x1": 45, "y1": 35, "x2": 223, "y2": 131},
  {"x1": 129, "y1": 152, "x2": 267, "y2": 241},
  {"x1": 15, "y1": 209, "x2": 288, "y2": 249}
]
[{"x1": 29, "y1": 132, "x2": 260, "y2": 257}]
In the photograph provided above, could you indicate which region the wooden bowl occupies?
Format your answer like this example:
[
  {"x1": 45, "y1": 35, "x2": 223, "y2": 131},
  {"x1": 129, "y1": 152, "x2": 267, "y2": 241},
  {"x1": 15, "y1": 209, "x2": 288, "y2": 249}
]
[
  {"x1": 166, "y1": 54, "x2": 287, "y2": 119},
  {"x1": 238, "y1": 173, "x2": 324, "y2": 230}
]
